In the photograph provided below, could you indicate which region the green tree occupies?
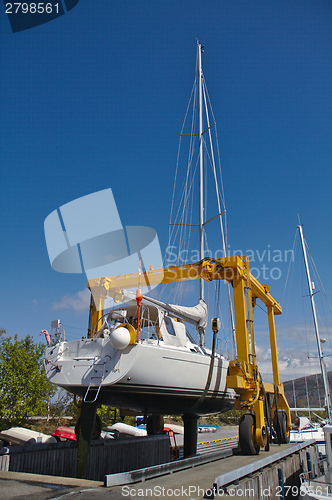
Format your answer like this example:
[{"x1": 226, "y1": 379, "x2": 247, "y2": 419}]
[
  {"x1": 97, "y1": 405, "x2": 118, "y2": 426},
  {"x1": 49, "y1": 388, "x2": 76, "y2": 420},
  {"x1": 0, "y1": 330, "x2": 55, "y2": 430}
]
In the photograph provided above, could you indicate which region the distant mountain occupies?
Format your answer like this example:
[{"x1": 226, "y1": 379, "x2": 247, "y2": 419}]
[{"x1": 283, "y1": 371, "x2": 332, "y2": 409}]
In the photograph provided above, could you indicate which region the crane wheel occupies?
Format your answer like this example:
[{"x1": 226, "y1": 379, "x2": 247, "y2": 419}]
[
  {"x1": 147, "y1": 415, "x2": 164, "y2": 435},
  {"x1": 273, "y1": 411, "x2": 289, "y2": 444},
  {"x1": 239, "y1": 414, "x2": 260, "y2": 455},
  {"x1": 75, "y1": 413, "x2": 102, "y2": 441}
]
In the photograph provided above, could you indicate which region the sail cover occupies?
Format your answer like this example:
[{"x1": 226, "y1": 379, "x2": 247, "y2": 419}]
[{"x1": 121, "y1": 290, "x2": 207, "y2": 333}]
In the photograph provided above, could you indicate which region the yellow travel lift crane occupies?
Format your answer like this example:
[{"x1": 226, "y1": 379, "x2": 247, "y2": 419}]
[{"x1": 85, "y1": 254, "x2": 291, "y2": 456}]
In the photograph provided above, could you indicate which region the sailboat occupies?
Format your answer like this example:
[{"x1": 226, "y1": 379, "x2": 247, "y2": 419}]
[
  {"x1": 289, "y1": 225, "x2": 332, "y2": 457},
  {"x1": 43, "y1": 43, "x2": 236, "y2": 445}
]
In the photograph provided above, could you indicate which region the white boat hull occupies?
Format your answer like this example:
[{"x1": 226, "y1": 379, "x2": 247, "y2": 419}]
[
  {"x1": 290, "y1": 428, "x2": 326, "y2": 455},
  {"x1": 44, "y1": 337, "x2": 235, "y2": 415}
]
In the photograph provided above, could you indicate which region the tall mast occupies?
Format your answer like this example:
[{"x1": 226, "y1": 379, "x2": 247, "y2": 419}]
[
  {"x1": 198, "y1": 42, "x2": 204, "y2": 304},
  {"x1": 298, "y1": 224, "x2": 332, "y2": 422},
  {"x1": 197, "y1": 42, "x2": 205, "y2": 347}
]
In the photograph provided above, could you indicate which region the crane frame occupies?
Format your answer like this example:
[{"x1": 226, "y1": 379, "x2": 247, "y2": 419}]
[{"x1": 88, "y1": 254, "x2": 291, "y2": 451}]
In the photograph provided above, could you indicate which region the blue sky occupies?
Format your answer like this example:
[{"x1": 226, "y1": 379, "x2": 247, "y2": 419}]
[{"x1": 1, "y1": 0, "x2": 331, "y2": 382}]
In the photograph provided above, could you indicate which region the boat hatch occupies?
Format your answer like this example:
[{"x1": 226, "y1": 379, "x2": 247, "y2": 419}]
[{"x1": 159, "y1": 312, "x2": 188, "y2": 347}]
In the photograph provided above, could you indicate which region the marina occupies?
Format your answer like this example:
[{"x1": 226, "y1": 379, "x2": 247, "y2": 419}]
[{"x1": 1, "y1": 39, "x2": 331, "y2": 500}]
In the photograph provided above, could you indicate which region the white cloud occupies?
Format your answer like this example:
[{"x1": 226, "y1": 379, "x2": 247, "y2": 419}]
[
  {"x1": 254, "y1": 343, "x2": 330, "y2": 383},
  {"x1": 251, "y1": 317, "x2": 332, "y2": 383},
  {"x1": 52, "y1": 289, "x2": 90, "y2": 312}
]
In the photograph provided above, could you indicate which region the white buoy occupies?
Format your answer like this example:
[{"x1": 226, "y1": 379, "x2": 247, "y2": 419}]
[{"x1": 110, "y1": 327, "x2": 130, "y2": 350}]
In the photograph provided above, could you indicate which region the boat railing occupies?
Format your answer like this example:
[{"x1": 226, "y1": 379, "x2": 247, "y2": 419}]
[
  {"x1": 107, "y1": 312, "x2": 195, "y2": 345},
  {"x1": 103, "y1": 311, "x2": 160, "y2": 343},
  {"x1": 300, "y1": 478, "x2": 332, "y2": 498},
  {"x1": 118, "y1": 315, "x2": 159, "y2": 343},
  {"x1": 300, "y1": 456, "x2": 328, "y2": 484},
  {"x1": 138, "y1": 317, "x2": 160, "y2": 342}
]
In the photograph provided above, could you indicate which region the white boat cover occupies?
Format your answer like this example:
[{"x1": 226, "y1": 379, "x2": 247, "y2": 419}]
[
  {"x1": 164, "y1": 299, "x2": 208, "y2": 332},
  {"x1": 0, "y1": 427, "x2": 57, "y2": 445},
  {"x1": 107, "y1": 422, "x2": 147, "y2": 437}
]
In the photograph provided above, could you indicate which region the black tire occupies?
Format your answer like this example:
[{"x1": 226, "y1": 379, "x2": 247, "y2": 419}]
[
  {"x1": 273, "y1": 411, "x2": 289, "y2": 444},
  {"x1": 281, "y1": 412, "x2": 290, "y2": 443},
  {"x1": 75, "y1": 413, "x2": 102, "y2": 441},
  {"x1": 239, "y1": 414, "x2": 260, "y2": 455},
  {"x1": 147, "y1": 415, "x2": 164, "y2": 435}
]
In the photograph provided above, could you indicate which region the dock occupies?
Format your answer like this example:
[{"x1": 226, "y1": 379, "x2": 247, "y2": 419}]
[{"x1": 0, "y1": 436, "x2": 320, "y2": 499}]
